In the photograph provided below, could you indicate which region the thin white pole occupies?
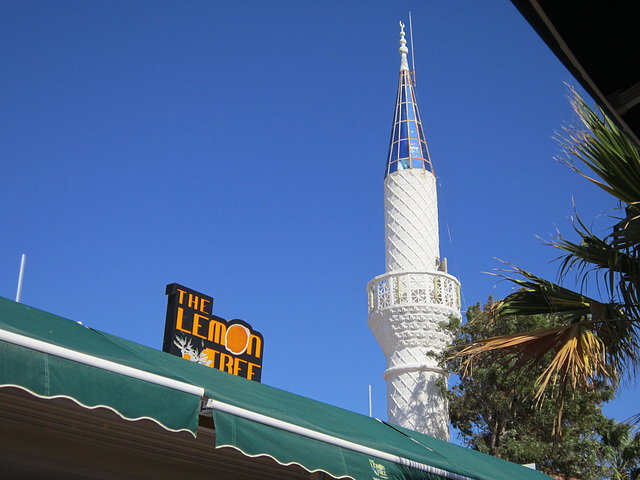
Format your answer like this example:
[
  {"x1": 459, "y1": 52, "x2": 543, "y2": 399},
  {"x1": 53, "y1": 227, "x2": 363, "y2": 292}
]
[
  {"x1": 368, "y1": 384, "x2": 372, "y2": 417},
  {"x1": 15, "y1": 254, "x2": 26, "y2": 303},
  {"x1": 409, "y1": 11, "x2": 416, "y2": 77}
]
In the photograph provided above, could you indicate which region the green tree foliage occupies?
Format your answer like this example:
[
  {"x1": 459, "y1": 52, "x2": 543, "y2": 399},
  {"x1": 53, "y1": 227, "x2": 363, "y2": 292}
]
[
  {"x1": 598, "y1": 419, "x2": 640, "y2": 480},
  {"x1": 447, "y1": 297, "x2": 616, "y2": 480}
]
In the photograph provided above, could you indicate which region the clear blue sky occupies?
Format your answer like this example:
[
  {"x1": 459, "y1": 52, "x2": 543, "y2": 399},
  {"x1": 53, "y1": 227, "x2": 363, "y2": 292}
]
[{"x1": 1, "y1": 1, "x2": 635, "y2": 436}]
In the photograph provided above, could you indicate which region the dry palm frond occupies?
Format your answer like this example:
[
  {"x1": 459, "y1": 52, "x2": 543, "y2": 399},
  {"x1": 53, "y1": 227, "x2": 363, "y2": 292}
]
[
  {"x1": 488, "y1": 266, "x2": 638, "y2": 378},
  {"x1": 453, "y1": 321, "x2": 610, "y2": 397},
  {"x1": 451, "y1": 318, "x2": 612, "y2": 436}
]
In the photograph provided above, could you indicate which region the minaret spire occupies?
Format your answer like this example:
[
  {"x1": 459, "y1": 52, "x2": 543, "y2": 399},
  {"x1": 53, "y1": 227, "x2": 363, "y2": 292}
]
[
  {"x1": 367, "y1": 21, "x2": 461, "y2": 441},
  {"x1": 399, "y1": 21, "x2": 409, "y2": 72},
  {"x1": 385, "y1": 26, "x2": 433, "y2": 180}
]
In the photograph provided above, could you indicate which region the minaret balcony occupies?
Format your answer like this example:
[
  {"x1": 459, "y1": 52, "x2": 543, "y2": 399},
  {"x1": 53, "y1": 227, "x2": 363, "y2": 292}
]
[{"x1": 367, "y1": 271, "x2": 460, "y2": 315}]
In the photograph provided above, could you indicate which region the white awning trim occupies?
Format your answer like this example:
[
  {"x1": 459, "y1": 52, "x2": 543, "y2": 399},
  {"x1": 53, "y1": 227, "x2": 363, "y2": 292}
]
[
  {"x1": 0, "y1": 383, "x2": 198, "y2": 436},
  {"x1": 0, "y1": 328, "x2": 205, "y2": 397},
  {"x1": 203, "y1": 397, "x2": 474, "y2": 480}
]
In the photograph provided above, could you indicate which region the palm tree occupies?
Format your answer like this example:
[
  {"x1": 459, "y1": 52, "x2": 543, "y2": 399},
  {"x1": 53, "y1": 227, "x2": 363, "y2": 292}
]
[
  {"x1": 598, "y1": 419, "x2": 640, "y2": 480},
  {"x1": 451, "y1": 89, "x2": 640, "y2": 433}
]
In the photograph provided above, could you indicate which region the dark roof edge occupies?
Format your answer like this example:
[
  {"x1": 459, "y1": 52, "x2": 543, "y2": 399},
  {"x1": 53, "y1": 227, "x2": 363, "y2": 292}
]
[{"x1": 509, "y1": 0, "x2": 640, "y2": 146}]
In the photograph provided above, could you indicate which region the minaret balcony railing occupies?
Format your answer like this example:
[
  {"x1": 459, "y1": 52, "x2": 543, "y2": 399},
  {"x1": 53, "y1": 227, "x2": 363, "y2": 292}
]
[{"x1": 367, "y1": 271, "x2": 460, "y2": 314}]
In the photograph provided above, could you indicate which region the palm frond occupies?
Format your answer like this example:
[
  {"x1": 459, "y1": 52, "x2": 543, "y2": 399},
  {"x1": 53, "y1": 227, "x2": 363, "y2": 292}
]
[
  {"x1": 489, "y1": 264, "x2": 595, "y2": 319},
  {"x1": 495, "y1": 265, "x2": 639, "y2": 376},
  {"x1": 611, "y1": 203, "x2": 640, "y2": 250},
  {"x1": 545, "y1": 211, "x2": 640, "y2": 310},
  {"x1": 552, "y1": 213, "x2": 638, "y2": 276},
  {"x1": 557, "y1": 87, "x2": 640, "y2": 205}
]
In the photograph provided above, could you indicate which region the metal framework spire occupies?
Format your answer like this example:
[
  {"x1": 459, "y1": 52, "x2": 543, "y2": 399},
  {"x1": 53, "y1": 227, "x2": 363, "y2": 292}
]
[{"x1": 384, "y1": 23, "x2": 433, "y2": 178}]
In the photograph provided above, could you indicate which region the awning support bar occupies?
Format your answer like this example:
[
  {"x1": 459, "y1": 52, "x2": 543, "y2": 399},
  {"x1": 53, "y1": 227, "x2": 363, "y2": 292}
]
[{"x1": 0, "y1": 328, "x2": 205, "y2": 397}]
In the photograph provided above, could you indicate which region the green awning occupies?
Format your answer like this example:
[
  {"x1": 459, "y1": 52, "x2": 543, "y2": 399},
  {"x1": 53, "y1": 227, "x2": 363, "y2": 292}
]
[
  {"x1": 0, "y1": 296, "x2": 202, "y2": 434},
  {"x1": 0, "y1": 296, "x2": 552, "y2": 480},
  {"x1": 200, "y1": 374, "x2": 549, "y2": 480}
]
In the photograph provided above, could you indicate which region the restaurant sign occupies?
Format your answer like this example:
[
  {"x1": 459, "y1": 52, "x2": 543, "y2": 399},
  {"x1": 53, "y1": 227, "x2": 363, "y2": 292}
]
[{"x1": 163, "y1": 283, "x2": 263, "y2": 382}]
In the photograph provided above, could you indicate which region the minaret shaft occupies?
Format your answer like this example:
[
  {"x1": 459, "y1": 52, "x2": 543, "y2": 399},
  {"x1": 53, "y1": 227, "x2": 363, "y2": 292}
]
[
  {"x1": 384, "y1": 169, "x2": 439, "y2": 272},
  {"x1": 367, "y1": 22, "x2": 460, "y2": 441}
]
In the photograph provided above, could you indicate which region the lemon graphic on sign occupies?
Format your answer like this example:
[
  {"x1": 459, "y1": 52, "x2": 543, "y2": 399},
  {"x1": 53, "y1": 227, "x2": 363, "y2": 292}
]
[{"x1": 225, "y1": 323, "x2": 250, "y2": 355}]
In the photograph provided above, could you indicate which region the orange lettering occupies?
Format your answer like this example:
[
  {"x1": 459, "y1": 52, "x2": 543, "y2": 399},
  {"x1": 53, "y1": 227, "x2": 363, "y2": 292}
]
[
  {"x1": 219, "y1": 353, "x2": 234, "y2": 373},
  {"x1": 177, "y1": 288, "x2": 187, "y2": 305},
  {"x1": 175, "y1": 307, "x2": 190, "y2": 333},
  {"x1": 246, "y1": 362, "x2": 260, "y2": 381},
  {"x1": 200, "y1": 297, "x2": 210, "y2": 313},
  {"x1": 233, "y1": 358, "x2": 247, "y2": 376},
  {"x1": 247, "y1": 334, "x2": 262, "y2": 358},
  {"x1": 188, "y1": 294, "x2": 199, "y2": 310},
  {"x1": 192, "y1": 313, "x2": 207, "y2": 339},
  {"x1": 208, "y1": 320, "x2": 226, "y2": 344}
]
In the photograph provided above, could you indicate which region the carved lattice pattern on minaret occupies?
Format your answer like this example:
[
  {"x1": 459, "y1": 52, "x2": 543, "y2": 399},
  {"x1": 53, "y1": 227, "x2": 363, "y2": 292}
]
[{"x1": 384, "y1": 170, "x2": 439, "y2": 272}]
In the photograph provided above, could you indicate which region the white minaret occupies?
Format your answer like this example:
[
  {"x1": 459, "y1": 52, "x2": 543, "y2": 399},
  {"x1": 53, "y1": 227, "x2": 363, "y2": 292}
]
[{"x1": 367, "y1": 22, "x2": 461, "y2": 441}]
